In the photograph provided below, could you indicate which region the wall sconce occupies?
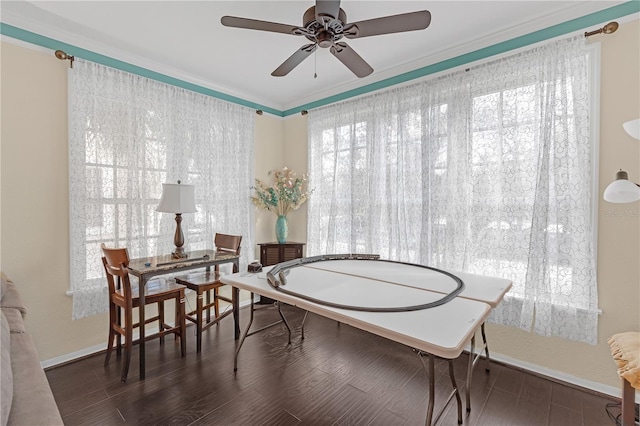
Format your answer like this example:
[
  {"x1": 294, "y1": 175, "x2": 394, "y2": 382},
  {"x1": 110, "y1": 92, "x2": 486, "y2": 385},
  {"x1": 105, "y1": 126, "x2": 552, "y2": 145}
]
[
  {"x1": 603, "y1": 119, "x2": 640, "y2": 204},
  {"x1": 156, "y1": 180, "x2": 197, "y2": 258}
]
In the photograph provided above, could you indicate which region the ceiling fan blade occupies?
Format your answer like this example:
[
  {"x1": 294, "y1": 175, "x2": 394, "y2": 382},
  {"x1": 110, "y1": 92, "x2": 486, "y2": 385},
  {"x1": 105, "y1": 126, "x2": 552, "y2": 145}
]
[
  {"x1": 329, "y1": 42, "x2": 373, "y2": 78},
  {"x1": 344, "y1": 10, "x2": 431, "y2": 39},
  {"x1": 315, "y1": 0, "x2": 341, "y2": 23},
  {"x1": 221, "y1": 16, "x2": 300, "y2": 35},
  {"x1": 272, "y1": 44, "x2": 318, "y2": 77}
]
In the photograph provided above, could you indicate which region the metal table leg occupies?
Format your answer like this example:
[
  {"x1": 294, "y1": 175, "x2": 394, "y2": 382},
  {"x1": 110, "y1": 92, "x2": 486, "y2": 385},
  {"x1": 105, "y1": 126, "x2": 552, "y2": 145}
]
[
  {"x1": 234, "y1": 294, "x2": 294, "y2": 371},
  {"x1": 234, "y1": 293, "x2": 255, "y2": 372},
  {"x1": 300, "y1": 310, "x2": 309, "y2": 339},
  {"x1": 417, "y1": 351, "x2": 463, "y2": 425},
  {"x1": 465, "y1": 322, "x2": 491, "y2": 413},
  {"x1": 276, "y1": 302, "x2": 292, "y2": 344}
]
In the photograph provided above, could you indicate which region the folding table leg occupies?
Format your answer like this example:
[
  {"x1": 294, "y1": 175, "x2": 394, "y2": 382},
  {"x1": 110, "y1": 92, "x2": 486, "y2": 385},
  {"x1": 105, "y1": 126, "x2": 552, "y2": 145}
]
[
  {"x1": 276, "y1": 302, "x2": 292, "y2": 344},
  {"x1": 417, "y1": 351, "x2": 463, "y2": 426},
  {"x1": 466, "y1": 322, "x2": 492, "y2": 413},
  {"x1": 300, "y1": 310, "x2": 309, "y2": 339},
  {"x1": 234, "y1": 294, "x2": 255, "y2": 372},
  {"x1": 234, "y1": 295, "x2": 295, "y2": 371},
  {"x1": 448, "y1": 358, "x2": 463, "y2": 424},
  {"x1": 466, "y1": 335, "x2": 475, "y2": 413},
  {"x1": 480, "y1": 322, "x2": 491, "y2": 371},
  {"x1": 418, "y1": 352, "x2": 436, "y2": 426}
]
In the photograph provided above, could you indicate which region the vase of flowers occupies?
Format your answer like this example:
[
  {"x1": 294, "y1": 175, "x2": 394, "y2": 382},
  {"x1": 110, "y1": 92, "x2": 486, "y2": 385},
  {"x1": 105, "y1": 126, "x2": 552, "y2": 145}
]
[{"x1": 251, "y1": 167, "x2": 312, "y2": 244}]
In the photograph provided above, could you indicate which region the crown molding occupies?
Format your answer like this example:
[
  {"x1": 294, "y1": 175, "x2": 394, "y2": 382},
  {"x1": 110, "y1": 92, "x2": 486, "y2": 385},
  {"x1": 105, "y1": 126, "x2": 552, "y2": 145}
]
[{"x1": 2, "y1": 1, "x2": 638, "y2": 118}]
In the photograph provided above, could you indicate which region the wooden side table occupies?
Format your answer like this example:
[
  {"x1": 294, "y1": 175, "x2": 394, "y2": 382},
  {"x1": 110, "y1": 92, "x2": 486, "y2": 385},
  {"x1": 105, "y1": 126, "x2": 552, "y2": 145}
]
[
  {"x1": 258, "y1": 242, "x2": 305, "y2": 303},
  {"x1": 259, "y1": 242, "x2": 305, "y2": 266}
]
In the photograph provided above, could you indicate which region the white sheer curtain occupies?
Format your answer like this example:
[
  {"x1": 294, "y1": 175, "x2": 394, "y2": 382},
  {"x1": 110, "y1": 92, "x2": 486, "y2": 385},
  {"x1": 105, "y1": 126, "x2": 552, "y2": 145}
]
[
  {"x1": 308, "y1": 36, "x2": 599, "y2": 343},
  {"x1": 69, "y1": 59, "x2": 254, "y2": 320}
]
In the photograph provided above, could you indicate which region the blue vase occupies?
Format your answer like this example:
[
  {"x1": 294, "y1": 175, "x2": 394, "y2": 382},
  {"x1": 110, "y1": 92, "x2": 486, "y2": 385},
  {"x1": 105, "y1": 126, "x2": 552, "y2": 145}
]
[{"x1": 275, "y1": 215, "x2": 288, "y2": 243}]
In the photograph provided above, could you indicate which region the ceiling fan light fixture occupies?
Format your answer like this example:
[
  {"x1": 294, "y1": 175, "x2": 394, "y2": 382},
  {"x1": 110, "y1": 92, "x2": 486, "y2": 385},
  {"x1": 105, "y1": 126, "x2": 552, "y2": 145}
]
[{"x1": 317, "y1": 30, "x2": 334, "y2": 48}]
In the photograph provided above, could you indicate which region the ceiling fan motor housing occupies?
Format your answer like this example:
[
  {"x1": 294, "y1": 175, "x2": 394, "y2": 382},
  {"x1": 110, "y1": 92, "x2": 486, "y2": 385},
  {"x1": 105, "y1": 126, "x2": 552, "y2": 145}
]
[{"x1": 303, "y1": 6, "x2": 347, "y2": 47}]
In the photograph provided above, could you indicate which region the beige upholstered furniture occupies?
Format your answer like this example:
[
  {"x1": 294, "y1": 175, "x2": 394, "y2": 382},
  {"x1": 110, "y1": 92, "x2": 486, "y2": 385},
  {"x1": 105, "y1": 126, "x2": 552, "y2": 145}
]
[
  {"x1": 609, "y1": 331, "x2": 640, "y2": 426},
  {"x1": 102, "y1": 244, "x2": 187, "y2": 383},
  {"x1": 0, "y1": 272, "x2": 63, "y2": 425}
]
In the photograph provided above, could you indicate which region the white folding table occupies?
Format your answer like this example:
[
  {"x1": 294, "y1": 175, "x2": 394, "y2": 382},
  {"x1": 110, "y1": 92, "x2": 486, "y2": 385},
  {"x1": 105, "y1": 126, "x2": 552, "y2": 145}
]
[{"x1": 222, "y1": 256, "x2": 511, "y2": 425}]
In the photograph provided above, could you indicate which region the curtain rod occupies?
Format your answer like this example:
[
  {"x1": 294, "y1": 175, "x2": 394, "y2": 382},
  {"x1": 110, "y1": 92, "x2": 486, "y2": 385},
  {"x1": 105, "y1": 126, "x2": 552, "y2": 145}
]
[
  {"x1": 584, "y1": 21, "x2": 618, "y2": 37},
  {"x1": 54, "y1": 21, "x2": 619, "y2": 79}
]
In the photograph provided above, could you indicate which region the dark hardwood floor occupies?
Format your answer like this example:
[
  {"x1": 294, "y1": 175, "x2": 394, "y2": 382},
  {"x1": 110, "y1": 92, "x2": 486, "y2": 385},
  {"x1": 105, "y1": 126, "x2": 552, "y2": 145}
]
[{"x1": 46, "y1": 304, "x2": 620, "y2": 425}]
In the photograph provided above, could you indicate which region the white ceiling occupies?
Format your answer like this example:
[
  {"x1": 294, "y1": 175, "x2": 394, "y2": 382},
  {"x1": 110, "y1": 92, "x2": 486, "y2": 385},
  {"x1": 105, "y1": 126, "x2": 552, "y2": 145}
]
[{"x1": 0, "y1": 0, "x2": 627, "y2": 112}]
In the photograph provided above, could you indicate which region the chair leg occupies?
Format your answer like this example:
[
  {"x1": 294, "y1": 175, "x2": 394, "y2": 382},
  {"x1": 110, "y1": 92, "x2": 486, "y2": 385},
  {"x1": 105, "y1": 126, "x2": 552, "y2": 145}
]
[
  {"x1": 178, "y1": 292, "x2": 186, "y2": 357},
  {"x1": 622, "y1": 378, "x2": 635, "y2": 426},
  {"x1": 105, "y1": 304, "x2": 117, "y2": 366},
  {"x1": 105, "y1": 326, "x2": 116, "y2": 366},
  {"x1": 121, "y1": 308, "x2": 133, "y2": 383},
  {"x1": 205, "y1": 289, "x2": 211, "y2": 323},
  {"x1": 116, "y1": 305, "x2": 122, "y2": 358},
  {"x1": 196, "y1": 289, "x2": 204, "y2": 353},
  {"x1": 158, "y1": 301, "x2": 165, "y2": 344},
  {"x1": 213, "y1": 287, "x2": 220, "y2": 320}
]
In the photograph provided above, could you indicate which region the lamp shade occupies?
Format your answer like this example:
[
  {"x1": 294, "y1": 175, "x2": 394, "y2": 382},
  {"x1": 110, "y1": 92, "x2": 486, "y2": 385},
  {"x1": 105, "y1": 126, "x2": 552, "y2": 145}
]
[
  {"x1": 603, "y1": 171, "x2": 640, "y2": 203},
  {"x1": 623, "y1": 118, "x2": 640, "y2": 140},
  {"x1": 156, "y1": 182, "x2": 197, "y2": 213}
]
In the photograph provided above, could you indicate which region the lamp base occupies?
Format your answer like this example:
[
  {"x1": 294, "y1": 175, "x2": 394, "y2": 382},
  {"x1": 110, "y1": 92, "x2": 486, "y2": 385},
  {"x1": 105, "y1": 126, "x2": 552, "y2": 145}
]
[
  {"x1": 172, "y1": 247, "x2": 187, "y2": 259},
  {"x1": 171, "y1": 213, "x2": 187, "y2": 259}
]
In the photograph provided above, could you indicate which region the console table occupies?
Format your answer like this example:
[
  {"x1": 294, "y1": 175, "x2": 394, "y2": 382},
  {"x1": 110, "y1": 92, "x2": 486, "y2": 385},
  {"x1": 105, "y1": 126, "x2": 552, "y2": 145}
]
[{"x1": 127, "y1": 249, "x2": 239, "y2": 379}]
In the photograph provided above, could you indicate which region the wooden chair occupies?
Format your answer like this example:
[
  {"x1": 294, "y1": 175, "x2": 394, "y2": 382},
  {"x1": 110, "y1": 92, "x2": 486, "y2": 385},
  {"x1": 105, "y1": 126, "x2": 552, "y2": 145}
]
[
  {"x1": 175, "y1": 233, "x2": 241, "y2": 353},
  {"x1": 101, "y1": 244, "x2": 187, "y2": 383}
]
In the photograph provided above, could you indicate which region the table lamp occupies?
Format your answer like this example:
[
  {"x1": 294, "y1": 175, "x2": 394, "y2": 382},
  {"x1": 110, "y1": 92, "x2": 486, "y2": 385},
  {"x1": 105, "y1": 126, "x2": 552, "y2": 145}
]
[
  {"x1": 603, "y1": 119, "x2": 640, "y2": 204},
  {"x1": 157, "y1": 180, "x2": 197, "y2": 258}
]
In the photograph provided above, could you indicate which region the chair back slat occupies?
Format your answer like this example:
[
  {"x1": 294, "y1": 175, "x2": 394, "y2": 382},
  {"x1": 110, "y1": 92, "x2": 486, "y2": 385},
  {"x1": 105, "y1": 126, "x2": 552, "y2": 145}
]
[
  {"x1": 214, "y1": 233, "x2": 242, "y2": 273},
  {"x1": 214, "y1": 233, "x2": 242, "y2": 256}
]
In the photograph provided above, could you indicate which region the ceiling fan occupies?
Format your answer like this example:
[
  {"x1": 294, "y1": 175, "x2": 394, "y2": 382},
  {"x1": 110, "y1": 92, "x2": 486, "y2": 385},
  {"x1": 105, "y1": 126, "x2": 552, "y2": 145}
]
[{"x1": 221, "y1": 1, "x2": 431, "y2": 78}]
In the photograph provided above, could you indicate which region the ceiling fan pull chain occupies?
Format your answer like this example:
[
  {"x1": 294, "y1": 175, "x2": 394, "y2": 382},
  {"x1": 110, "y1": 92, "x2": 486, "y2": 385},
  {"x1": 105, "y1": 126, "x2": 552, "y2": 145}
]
[{"x1": 314, "y1": 49, "x2": 318, "y2": 79}]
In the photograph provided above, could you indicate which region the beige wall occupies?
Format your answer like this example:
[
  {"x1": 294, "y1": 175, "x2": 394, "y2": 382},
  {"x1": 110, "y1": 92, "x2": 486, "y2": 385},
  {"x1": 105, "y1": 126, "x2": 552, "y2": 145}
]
[
  {"x1": 283, "y1": 115, "x2": 309, "y2": 249},
  {"x1": 0, "y1": 18, "x2": 638, "y2": 393},
  {"x1": 1, "y1": 41, "x2": 107, "y2": 358},
  {"x1": 253, "y1": 114, "x2": 285, "y2": 259}
]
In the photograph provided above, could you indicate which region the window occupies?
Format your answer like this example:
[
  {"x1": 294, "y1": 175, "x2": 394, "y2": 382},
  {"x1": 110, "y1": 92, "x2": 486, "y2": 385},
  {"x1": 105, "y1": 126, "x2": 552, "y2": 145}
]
[
  {"x1": 69, "y1": 59, "x2": 254, "y2": 319},
  {"x1": 308, "y1": 36, "x2": 599, "y2": 343}
]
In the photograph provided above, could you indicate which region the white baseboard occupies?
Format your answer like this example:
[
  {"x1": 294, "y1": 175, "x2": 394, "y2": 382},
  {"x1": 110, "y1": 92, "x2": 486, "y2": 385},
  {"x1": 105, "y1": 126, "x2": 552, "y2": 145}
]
[
  {"x1": 40, "y1": 296, "x2": 258, "y2": 369},
  {"x1": 482, "y1": 350, "x2": 639, "y2": 404},
  {"x1": 42, "y1": 342, "x2": 106, "y2": 369},
  {"x1": 42, "y1": 301, "x2": 638, "y2": 405}
]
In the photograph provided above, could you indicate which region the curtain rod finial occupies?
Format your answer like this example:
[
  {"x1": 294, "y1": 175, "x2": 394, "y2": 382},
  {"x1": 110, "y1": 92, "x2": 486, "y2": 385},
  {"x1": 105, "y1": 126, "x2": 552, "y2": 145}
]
[
  {"x1": 54, "y1": 50, "x2": 75, "y2": 68},
  {"x1": 584, "y1": 21, "x2": 618, "y2": 38}
]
